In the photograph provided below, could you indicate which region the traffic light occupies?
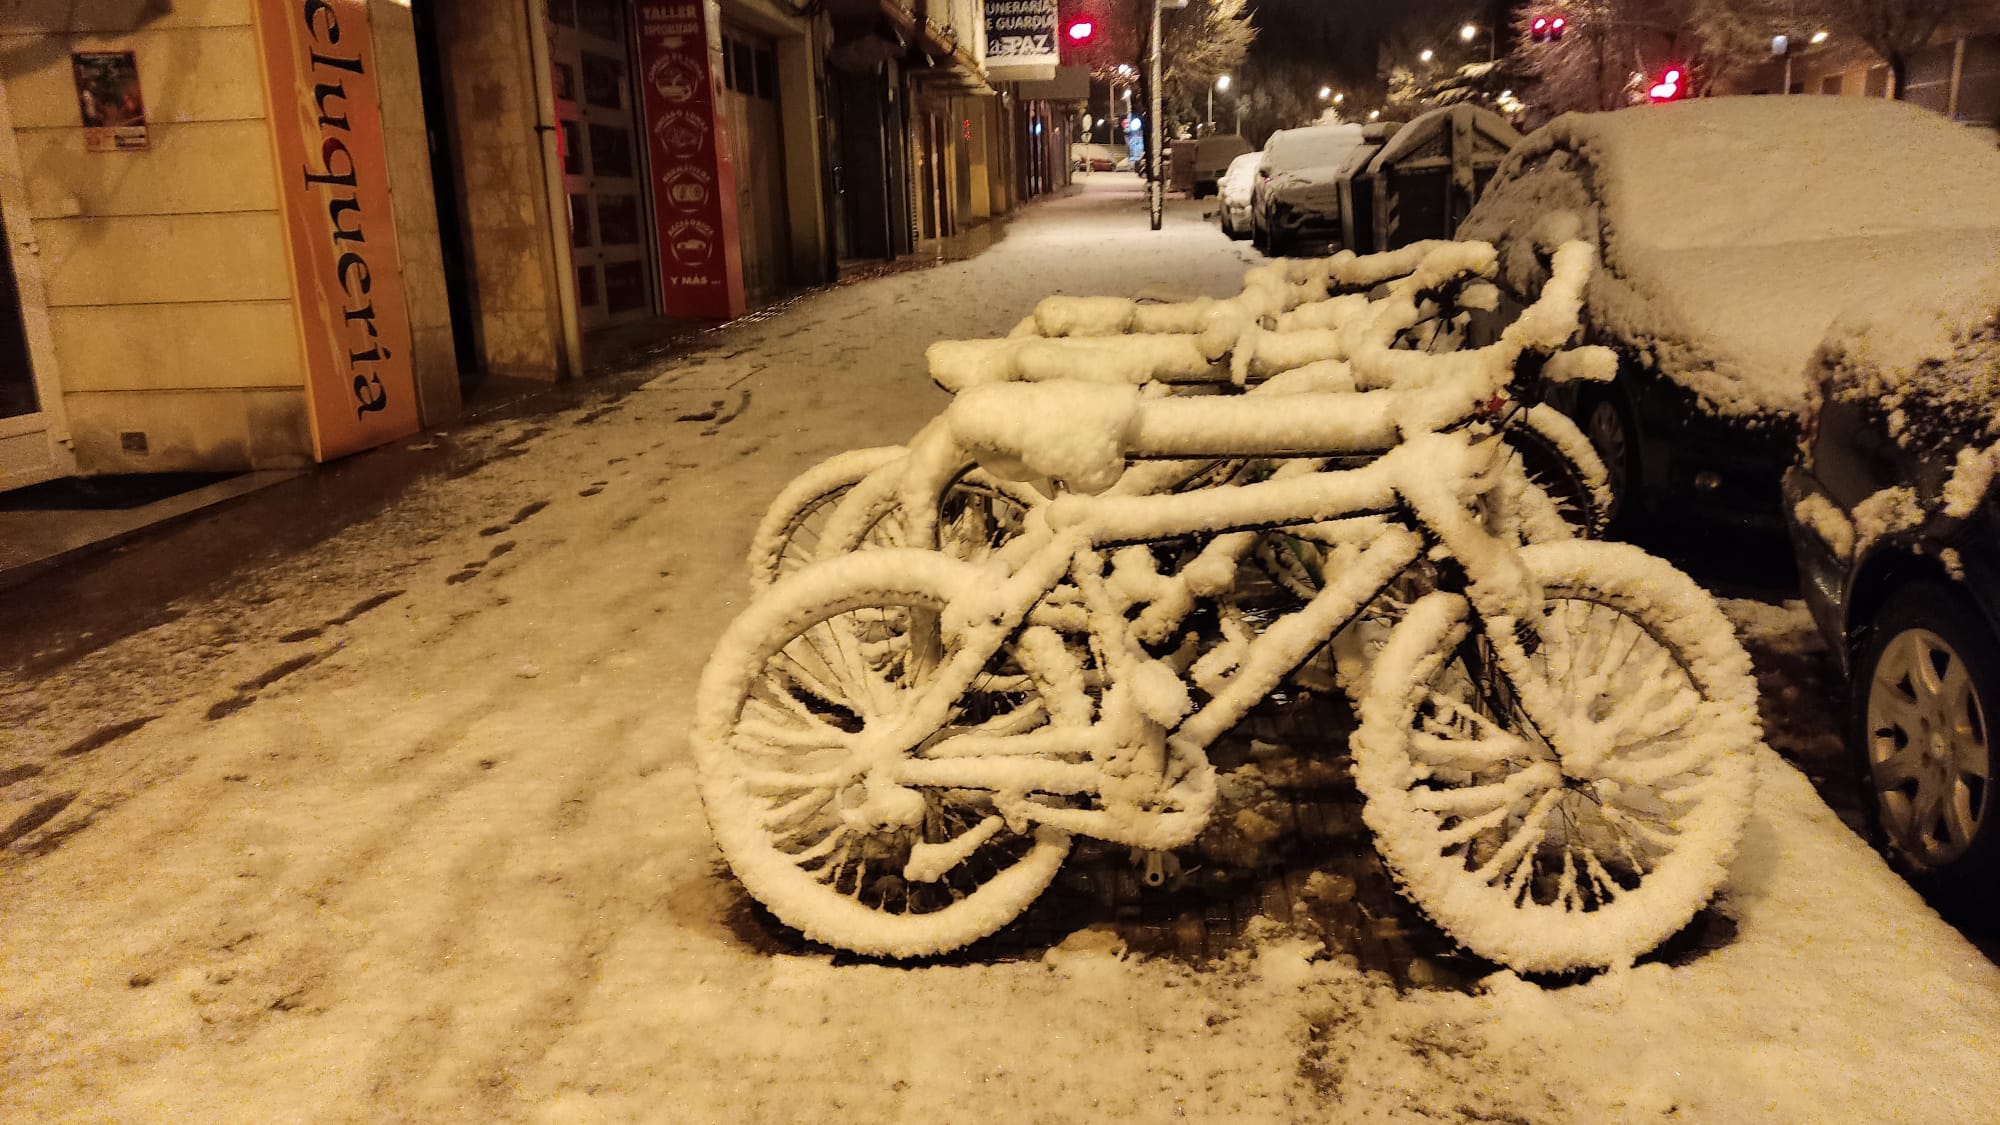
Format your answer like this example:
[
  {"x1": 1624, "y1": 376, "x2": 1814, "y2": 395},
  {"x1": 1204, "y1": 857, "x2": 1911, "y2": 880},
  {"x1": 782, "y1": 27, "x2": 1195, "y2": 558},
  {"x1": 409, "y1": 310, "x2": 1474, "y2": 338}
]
[
  {"x1": 1647, "y1": 66, "x2": 1687, "y2": 102},
  {"x1": 1066, "y1": 19, "x2": 1095, "y2": 43},
  {"x1": 1529, "y1": 14, "x2": 1567, "y2": 43}
]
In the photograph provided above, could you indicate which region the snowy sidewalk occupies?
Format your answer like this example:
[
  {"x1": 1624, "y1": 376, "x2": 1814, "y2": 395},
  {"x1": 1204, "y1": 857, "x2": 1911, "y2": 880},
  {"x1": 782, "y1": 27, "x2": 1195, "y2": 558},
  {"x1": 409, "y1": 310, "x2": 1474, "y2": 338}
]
[{"x1": 4, "y1": 177, "x2": 1998, "y2": 1122}]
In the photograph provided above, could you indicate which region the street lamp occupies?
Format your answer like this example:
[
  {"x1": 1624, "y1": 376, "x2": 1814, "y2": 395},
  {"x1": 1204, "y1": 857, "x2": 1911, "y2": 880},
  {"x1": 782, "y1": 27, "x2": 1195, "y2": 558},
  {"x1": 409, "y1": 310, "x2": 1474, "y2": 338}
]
[
  {"x1": 1211, "y1": 74, "x2": 1229, "y2": 130},
  {"x1": 1419, "y1": 48, "x2": 1435, "y2": 64},
  {"x1": 1461, "y1": 21, "x2": 1497, "y2": 61},
  {"x1": 1318, "y1": 85, "x2": 1331, "y2": 100}
]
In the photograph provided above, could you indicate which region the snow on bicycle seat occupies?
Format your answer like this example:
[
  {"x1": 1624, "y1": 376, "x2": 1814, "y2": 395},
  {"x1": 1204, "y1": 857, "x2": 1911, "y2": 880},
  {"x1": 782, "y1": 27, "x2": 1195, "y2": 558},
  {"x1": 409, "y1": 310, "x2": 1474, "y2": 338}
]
[
  {"x1": 927, "y1": 336, "x2": 1216, "y2": 392},
  {"x1": 947, "y1": 382, "x2": 1140, "y2": 495}
]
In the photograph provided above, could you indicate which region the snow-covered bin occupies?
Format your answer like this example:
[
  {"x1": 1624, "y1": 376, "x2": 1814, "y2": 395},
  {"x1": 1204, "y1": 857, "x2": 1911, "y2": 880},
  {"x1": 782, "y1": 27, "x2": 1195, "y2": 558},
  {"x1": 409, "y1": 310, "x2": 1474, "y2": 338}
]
[{"x1": 1350, "y1": 104, "x2": 1520, "y2": 254}]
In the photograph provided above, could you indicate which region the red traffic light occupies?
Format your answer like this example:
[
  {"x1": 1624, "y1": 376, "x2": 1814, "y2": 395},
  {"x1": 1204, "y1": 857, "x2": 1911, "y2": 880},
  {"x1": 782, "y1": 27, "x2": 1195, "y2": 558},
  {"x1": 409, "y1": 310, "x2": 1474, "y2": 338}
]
[
  {"x1": 1066, "y1": 20, "x2": 1095, "y2": 42},
  {"x1": 1648, "y1": 66, "x2": 1686, "y2": 102},
  {"x1": 1530, "y1": 13, "x2": 1567, "y2": 42}
]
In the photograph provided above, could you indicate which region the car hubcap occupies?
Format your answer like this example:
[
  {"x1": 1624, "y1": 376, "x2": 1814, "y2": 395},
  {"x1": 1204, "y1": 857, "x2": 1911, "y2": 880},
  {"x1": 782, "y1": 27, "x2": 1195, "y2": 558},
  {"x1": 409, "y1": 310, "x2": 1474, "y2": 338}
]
[
  {"x1": 1866, "y1": 627, "x2": 1991, "y2": 868},
  {"x1": 1586, "y1": 401, "x2": 1628, "y2": 521}
]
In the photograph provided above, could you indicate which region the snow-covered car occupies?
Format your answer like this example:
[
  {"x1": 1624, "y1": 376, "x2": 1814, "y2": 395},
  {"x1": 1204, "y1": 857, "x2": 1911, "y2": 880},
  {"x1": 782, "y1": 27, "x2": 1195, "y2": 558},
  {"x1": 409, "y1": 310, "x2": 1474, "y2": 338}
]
[
  {"x1": 1782, "y1": 275, "x2": 2000, "y2": 919},
  {"x1": 1250, "y1": 123, "x2": 1377, "y2": 255},
  {"x1": 1458, "y1": 97, "x2": 2000, "y2": 528},
  {"x1": 1216, "y1": 150, "x2": 1261, "y2": 240}
]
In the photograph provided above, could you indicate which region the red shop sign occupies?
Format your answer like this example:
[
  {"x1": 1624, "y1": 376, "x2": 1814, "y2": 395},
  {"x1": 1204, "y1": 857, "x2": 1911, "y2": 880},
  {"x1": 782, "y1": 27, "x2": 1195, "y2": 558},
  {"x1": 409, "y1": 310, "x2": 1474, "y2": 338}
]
[{"x1": 634, "y1": 2, "x2": 744, "y2": 319}]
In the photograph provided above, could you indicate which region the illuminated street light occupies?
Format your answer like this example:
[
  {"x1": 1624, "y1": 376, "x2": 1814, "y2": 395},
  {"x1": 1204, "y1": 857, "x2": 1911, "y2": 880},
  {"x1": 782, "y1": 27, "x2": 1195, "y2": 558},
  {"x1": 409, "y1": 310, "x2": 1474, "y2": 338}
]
[
  {"x1": 1216, "y1": 75, "x2": 1230, "y2": 91},
  {"x1": 1333, "y1": 92, "x2": 1345, "y2": 104},
  {"x1": 1367, "y1": 109, "x2": 1381, "y2": 120},
  {"x1": 1318, "y1": 86, "x2": 1331, "y2": 100},
  {"x1": 1810, "y1": 29, "x2": 1829, "y2": 44},
  {"x1": 1460, "y1": 23, "x2": 1478, "y2": 41},
  {"x1": 1418, "y1": 48, "x2": 1435, "y2": 63}
]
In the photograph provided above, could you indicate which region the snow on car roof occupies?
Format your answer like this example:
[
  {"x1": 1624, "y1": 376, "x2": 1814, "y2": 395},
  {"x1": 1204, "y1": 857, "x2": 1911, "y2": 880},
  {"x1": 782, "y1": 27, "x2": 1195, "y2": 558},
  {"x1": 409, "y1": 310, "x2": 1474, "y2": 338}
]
[
  {"x1": 1220, "y1": 150, "x2": 1262, "y2": 203},
  {"x1": 1476, "y1": 97, "x2": 2000, "y2": 418},
  {"x1": 1260, "y1": 124, "x2": 1368, "y2": 175}
]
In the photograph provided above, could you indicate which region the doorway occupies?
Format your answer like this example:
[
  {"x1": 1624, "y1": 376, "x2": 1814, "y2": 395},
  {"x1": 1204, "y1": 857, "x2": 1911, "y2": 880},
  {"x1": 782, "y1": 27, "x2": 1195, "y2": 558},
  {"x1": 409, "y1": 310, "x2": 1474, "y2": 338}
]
[
  {"x1": 550, "y1": 0, "x2": 653, "y2": 330},
  {"x1": 718, "y1": 26, "x2": 792, "y2": 303}
]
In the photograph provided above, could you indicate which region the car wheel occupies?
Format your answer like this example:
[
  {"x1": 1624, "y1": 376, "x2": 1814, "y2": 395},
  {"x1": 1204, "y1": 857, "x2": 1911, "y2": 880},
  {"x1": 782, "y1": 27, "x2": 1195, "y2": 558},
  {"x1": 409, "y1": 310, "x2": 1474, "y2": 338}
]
[
  {"x1": 1251, "y1": 217, "x2": 1267, "y2": 250},
  {"x1": 1852, "y1": 582, "x2": 2000, "y2": 920},
  {"x1": 1581, "y1": 392, "x2": 1637, "y2": 532},
  {"x1": 1220, "y1": 209, "x2": 1234, "y2": 237},
  {"x1": 1266, "y1": 227, "x2": 1293, "y2": 257}
]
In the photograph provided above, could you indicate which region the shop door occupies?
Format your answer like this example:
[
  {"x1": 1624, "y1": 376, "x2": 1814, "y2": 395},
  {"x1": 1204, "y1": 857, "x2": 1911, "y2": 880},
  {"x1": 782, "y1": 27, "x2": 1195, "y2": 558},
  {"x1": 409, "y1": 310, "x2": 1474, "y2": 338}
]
[
  {"x1": 550, "y1": 0, "x2": 652, "y2": 330},
  {"x1": 0, "y1": 151, "x2": 66, "y2": 489},
  {"x1": 718, "y1": 29, "x2": 791, "y2": 303}
]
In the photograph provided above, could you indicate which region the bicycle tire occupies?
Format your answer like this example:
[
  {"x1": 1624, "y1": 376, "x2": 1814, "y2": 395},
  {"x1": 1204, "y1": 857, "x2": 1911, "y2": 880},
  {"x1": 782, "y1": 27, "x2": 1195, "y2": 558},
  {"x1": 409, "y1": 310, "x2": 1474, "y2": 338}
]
[
  {"x1": 746, "y1": 446, "x2": 908, "y2": 590},
  {"x1": 1352, "y1": 540, "x2": 1758, "y2": 973},
  {"x1": 693, "y1": 549, "x2": 1079, "y2": 957}
]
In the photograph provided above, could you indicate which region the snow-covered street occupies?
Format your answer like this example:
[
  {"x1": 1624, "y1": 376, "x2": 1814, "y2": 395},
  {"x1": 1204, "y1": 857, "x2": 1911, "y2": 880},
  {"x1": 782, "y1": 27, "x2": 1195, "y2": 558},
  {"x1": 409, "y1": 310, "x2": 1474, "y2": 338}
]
[{"x1": 4, "y1": 177, "x2": 1998, "y2": 1122}]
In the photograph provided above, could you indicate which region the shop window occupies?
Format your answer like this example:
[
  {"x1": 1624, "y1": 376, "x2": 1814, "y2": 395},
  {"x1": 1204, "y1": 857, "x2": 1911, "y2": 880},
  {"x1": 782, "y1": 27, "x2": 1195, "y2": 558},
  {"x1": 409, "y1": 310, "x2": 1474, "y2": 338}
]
[
  {"x1": 755, "y1": 48, "x2": 778, "y2": 101},
  {"x1": 589, "y1": 123, "x2": 633, "y2": 178},
  {"x1": 582, "y1": 52, "x2": 624, "y2": 110},
  {"x1": 560, "y1": 119, "x2": 583, "y2": 175},
  {"x1": 569, "y1": 195, "x2": 593, "y2": 246},
  {"x1": 577, "y1": 0, "x2": 622, "y2": 42},
  {"x1": 1960, "y1": 34, "x2": 2000, "y2": 126},
  {"x1": 1902, "y1": 41, "x2": 1956, "y2": 113},
  {"x1": 604, "y1": 262, "x2": 647, "y2": 314},
  {"x1": 598, "y1": 195, "x2": 640, "y2": 244},
  {"x1": 576, "y1": 265, "x2": 600, "y2": 308}
]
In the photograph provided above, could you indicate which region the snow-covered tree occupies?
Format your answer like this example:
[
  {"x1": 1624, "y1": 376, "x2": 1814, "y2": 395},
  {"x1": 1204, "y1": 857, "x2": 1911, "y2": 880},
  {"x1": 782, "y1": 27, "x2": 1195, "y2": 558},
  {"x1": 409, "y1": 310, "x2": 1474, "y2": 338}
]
[
  {"x1": 1161, "y1": 0, "x2": 1256, "y2": 129},
  {"x1": 1509, "y1": 0, "x2": 1782, "y2": 115}
]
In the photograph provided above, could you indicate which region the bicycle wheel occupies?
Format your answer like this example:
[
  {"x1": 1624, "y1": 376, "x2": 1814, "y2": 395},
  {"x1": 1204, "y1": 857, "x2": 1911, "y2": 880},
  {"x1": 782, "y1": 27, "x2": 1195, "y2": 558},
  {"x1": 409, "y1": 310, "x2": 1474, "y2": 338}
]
[
  {"x1": 747, "y1": 446, "x2": 907, "y2": 590},
  {"x1": 1503, "y1": 405, "x2": 1609, "y2": 539},
  {"x1": 1352, "y1": 540, "x2": 1758, "y2": 973},
  {"x1": 819, "y1": 464, "x2": 1037, "y2": 565},
  {"x1": 693, "y1": 549, "x2": 1081, "y2": 957}
]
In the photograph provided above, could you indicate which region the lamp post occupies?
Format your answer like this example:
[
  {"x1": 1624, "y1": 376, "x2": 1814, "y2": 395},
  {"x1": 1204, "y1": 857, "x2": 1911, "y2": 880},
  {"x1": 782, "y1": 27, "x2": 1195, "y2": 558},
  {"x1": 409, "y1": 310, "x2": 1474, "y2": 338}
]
[
  {"x1": 1212, "y1": 74, "x2": 1229, "y2": 131},
  {"x1": 1461, "y1": 21, "x2": 1496, "y2": 62}
]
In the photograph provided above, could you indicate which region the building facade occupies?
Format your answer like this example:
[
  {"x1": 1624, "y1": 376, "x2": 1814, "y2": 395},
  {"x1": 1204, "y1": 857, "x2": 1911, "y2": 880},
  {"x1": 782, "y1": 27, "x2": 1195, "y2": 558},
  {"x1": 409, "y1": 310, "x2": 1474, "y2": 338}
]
[{"x1": 0, "y1": 0, "x2": 1077, "y2": 492}]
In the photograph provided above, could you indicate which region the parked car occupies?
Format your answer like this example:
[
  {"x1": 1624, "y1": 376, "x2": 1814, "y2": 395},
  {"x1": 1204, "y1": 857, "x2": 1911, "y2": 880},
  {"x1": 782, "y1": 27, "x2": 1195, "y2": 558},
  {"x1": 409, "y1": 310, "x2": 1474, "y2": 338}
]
[
  {"x1": 1216, "y1": 150, "x2": 1261, "y2": 240},
  {"x1": 1250, "y1": 123, "x2": 1376, "y2": 255},
  {"x1": 1183, "y1": 134, "x2": 1252, "y2": 198},
  {"x1": 1783, "y1": 276, "x2": 2000, "y2": 918},
  {"x1": 1458, "y1": 97, "x2": 2000, "y2": 528}
]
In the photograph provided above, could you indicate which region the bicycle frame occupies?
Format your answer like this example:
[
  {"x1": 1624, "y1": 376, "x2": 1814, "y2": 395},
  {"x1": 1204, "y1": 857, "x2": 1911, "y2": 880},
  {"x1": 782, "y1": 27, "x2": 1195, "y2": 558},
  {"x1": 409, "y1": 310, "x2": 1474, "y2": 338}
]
[{"x1": 862, "y1": 428, "x2": 1549, "y2": 853}]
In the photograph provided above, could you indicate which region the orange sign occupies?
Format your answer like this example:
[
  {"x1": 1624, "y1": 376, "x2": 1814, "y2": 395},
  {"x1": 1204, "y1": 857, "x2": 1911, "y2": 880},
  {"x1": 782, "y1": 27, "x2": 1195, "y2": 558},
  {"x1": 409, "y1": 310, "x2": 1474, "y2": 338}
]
[{"x1": 253, "y1": 0, "x2": 419, "y2": 460}]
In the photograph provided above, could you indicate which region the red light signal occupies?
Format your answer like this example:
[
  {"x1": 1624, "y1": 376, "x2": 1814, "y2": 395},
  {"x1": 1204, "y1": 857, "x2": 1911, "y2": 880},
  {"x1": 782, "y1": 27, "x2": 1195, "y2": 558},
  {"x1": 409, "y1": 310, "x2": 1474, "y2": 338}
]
[
  {"x1": 1648, "y1": 66, "x2": 1687, "y2": 102},
  {"x1": 1066, "y1": 20, "x2": 1095, "y2": 42},
  {"x1": 1529, "y1": 13, "x2": 1567, "y2": 43}
]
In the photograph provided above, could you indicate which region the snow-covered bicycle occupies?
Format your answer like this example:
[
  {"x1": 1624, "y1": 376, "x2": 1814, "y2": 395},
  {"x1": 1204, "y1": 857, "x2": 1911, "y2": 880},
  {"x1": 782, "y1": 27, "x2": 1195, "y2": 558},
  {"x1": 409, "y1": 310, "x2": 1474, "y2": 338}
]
[
  {"x1": 693, "y1": 244, "x2": 1758, "y2": 973},
  {"x1": 747, "y1": 243, "x2": 1608, "y2": 590}
]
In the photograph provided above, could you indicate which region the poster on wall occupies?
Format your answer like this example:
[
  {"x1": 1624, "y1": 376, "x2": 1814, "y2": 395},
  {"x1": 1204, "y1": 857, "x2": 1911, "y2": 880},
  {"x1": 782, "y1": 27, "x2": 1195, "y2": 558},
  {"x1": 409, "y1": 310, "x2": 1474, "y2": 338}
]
[
  {"x1": 986, "y1": 0, "x2": 1060, "y2": 81},
  {"x1": 634, "y1": 1, "x2": 744, "y2": 320},
  {"x1": 71, "y1": 51, "x2": 149, "y2": 152},
  {"x1": 251, "y1": 0, "x2": 421, "y2": 460}
]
